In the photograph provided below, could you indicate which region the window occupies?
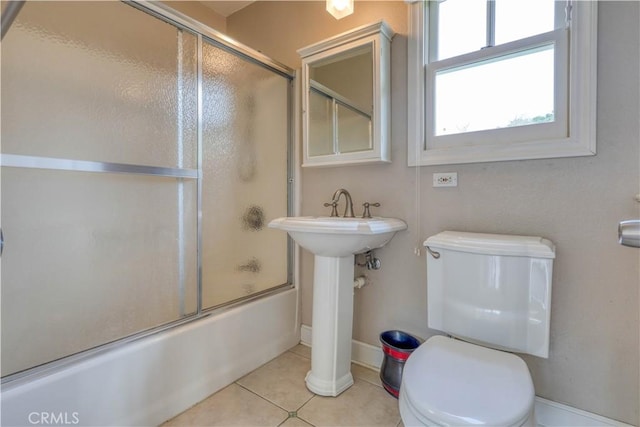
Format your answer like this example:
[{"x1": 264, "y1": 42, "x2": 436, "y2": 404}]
[{"x1": 407, "y1": 0, "x2": 597, "y2": 166}]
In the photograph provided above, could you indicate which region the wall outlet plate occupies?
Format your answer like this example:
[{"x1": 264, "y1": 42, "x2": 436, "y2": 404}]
[{"x1": 433, "y1": 172, "x2": 458, "y2": 187}]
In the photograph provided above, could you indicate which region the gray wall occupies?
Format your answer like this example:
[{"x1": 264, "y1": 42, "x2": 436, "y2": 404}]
[{"x1": 225, "y1": 1, "x2": 640, "y2": 424}]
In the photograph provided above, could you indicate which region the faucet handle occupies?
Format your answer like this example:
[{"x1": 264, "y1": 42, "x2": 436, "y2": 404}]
[
  {"x1": 361, "y1": 202, "x2": 380, "y2": 218},
  {"x1": 324, "y1": 201, "x2": 339, "y2": 217}
]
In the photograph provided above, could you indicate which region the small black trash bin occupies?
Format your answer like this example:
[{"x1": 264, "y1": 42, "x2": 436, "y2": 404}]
[{"x1": 379, "y1": 330, "x2": 421, "y2": 398}]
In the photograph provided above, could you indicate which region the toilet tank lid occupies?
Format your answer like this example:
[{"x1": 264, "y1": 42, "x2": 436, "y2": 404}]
[{"x1": 424, "y1": 231, "x2": 555, "y2": 259}]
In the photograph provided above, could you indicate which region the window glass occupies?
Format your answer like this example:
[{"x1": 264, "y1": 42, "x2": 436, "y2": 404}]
[
  {"x1": 495, "y1": 0, "x2": 556, "y2": 45},
  {"x1": 434, "y1": 44, "x2": 555, "y2": 136},
  {"x1": 437, "y1": 0, "x2": 486, "y2": 60}
]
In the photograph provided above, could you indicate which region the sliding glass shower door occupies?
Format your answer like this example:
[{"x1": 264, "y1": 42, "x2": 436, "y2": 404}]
[
  {"x1": 1, "y1": 1, "x2": 291, "y2": 378},
  {"x1": 201, "y1": 41, "x2": 289, "y2": 308}
]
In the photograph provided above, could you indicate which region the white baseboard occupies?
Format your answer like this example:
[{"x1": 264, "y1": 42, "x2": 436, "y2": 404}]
[
  {"x1": 300, "y1": 324, "x2": 632, "y2": 427},
  {"x1": 300, "y1": 324, "x2": 312, "y2": 346},
  {"x1": 300, "y1": 324, "x2": 383, "y2": 369},
  {"x1": 534, "y1": 397, "x2": 633, "y2": 427}
]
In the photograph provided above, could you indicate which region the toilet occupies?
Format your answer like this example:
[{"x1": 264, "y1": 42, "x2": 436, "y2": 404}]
[{"x1": 399, "y1": 231, "x2": 555, "y2": 426}]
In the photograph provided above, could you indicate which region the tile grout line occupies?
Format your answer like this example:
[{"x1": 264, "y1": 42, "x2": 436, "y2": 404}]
[
  {"x1": 234, "y1": 378, "x2": 319, "y2": 426},
  {"x1": 230, "y1": 347, "x2": 314, "y2": 425},
  {"x1": 233, "y1": 381, "x2": 293, "y2": 418},
  {"x1": 289, "y1": 345, "x2": 385, "y2": 389},
  {"x1": 286, "y1": 345, "x2": 397, "y2": 418},
  {"x1": 283, "y1": 346, "x2": 319, "y2": 425},
  {"x1": 293, "y1": 394, "x2": 319, "y2": 427},
  {"x1": 287, "y1": 348, "x2": 311, "y2": 360},
  {"x1": 236, "y1": 346, "x2": 397, "y2": 427}
]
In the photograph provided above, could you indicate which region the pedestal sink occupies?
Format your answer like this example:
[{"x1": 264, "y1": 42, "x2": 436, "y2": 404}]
[{"x1": 268, "y1": 216, "x2": 407, "y2": 396}]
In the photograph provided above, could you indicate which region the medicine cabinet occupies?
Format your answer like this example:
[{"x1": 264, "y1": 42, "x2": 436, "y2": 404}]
[{"x1": 298, "y1": 21, "x2": 394, "y2": 167}]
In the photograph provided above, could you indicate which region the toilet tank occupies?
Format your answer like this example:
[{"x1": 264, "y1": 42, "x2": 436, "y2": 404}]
[{"x1": 424, "y1": 231, "x2": 555, "y2": 358}]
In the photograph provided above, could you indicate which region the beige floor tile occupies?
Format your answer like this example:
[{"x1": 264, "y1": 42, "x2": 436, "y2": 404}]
[
  {"x1": 162, "y1": 383, "x2": 288, "y2": 427},
  {"x1": 297, "y1": 379, "x2": 401, "y2": 427},
  {"x1": 288, "y1": 344, "x2": 311, "y2": 359},
  {"x1": 237, "y1": 351, "x2": 314, "y2": 411},
  {"x1": 279, "y1": 415, "x2": 314, "y2": 427},
  {"x1": 289, "y1": 346, "x2": 381, "y2": 387},
  {"x1": 351, "y1": 363, "x2": 383, "y2": 388}
]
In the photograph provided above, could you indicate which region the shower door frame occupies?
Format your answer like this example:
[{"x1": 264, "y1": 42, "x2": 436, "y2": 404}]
[{"x1": 1, "y1": 0, "x2": 296, "y2": 384}]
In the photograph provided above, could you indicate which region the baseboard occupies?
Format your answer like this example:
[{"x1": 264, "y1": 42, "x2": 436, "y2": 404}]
[
  {"x1": 534, "y1": 397, "x2": 633, "y2": 427},
  {"x1": 300, "y1": 324, "x2": 383, "y2": 369},
  {"x1": 300, "y1": 324, "x2": 312, "y2": 346},
  {"x1": 300, "y1": 324, "x2": 632, "y2": 427}
]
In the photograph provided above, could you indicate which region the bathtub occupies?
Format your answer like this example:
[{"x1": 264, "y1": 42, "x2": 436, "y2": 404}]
[{"x1": 1, "y1": 288, "x2": 300, "y2": 426}]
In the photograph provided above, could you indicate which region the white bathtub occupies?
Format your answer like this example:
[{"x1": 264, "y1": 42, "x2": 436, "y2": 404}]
[{"x1": 1, "y1": 288, "x2": 300, "y2": 426}]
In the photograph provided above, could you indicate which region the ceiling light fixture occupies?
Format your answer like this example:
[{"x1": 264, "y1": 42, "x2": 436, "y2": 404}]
[{"x1": 326, "y1": 0, "x2": 354, "y2": 20}]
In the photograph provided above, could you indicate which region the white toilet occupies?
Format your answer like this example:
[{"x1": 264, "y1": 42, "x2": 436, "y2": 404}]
[{"x1": 399, "y1": 231, "x2": 555, "y2": 426}]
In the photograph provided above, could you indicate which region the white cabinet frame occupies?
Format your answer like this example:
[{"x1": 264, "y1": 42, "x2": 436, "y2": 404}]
[{"x1": 299, "y1": 21, "x2": 394, "y2": 167}]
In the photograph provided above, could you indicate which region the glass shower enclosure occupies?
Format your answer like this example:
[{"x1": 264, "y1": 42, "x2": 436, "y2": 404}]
[{"x1": 0, "y1": 1, "x2": 292, "y2": 378}]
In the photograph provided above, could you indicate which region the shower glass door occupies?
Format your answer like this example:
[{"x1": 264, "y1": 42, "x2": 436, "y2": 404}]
[
  {"x1": 1, "y1": 1, "x2": 291, "y2": 379},
  {"x1": 201, "y1": 40, "x2": 289, "y2": 308}
]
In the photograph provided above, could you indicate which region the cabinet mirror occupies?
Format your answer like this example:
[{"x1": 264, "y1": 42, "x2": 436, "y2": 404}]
[{"x1": 298, "y1": 21, "x2": 394, "y2": 167}]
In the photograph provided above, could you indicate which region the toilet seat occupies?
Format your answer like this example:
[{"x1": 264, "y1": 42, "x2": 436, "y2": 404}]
[{"x1": 399, "y1": 335, "x2": 535, "y2": 426}]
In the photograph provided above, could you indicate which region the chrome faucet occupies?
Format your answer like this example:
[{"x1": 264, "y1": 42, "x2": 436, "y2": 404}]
[{"x1": 324, "y1": 188, "x2": 355, "y2": 218}]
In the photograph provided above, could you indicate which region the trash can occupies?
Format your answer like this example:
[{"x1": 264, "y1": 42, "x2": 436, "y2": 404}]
[{"x1": 379, "y1": 330, "x2": 421, "y2": 398}]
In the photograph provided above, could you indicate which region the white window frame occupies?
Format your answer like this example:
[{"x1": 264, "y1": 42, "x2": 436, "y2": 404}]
[{"x1": 407, "y1": 0, "x2": 598, "y2": 166}]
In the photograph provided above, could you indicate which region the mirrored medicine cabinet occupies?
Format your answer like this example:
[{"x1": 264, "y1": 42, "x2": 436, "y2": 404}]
[{"x1": 298, "y1": 21, "x2": 394, "y2": 167}]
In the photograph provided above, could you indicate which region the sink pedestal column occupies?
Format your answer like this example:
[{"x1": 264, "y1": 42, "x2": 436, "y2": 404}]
[
  {"x1": 305, "y1": 254, "x2": 355, "y2": 396},
  {"x1": 268, "y1": 216, "x2": 407, "y2": 396}
]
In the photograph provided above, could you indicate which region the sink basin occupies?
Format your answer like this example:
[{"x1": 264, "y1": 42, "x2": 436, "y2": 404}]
[{"x1": 268, "y1": 216, "x2": 407, "y2": 257}]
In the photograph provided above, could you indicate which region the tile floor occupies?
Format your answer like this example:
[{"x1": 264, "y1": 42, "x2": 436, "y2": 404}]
[{"x1": 162, "y1": 344, "x2": 403, "y2": 427}]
